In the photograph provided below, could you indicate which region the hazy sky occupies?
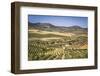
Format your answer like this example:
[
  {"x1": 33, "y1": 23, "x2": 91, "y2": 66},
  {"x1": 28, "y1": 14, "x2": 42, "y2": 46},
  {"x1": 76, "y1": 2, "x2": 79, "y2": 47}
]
[{"x1": 28, "y1": 15, "x2": 88, "y2": 28}]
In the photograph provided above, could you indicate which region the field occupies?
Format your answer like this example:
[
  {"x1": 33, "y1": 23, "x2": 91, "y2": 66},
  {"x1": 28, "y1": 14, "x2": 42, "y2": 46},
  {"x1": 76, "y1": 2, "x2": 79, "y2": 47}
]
[{"x1": 28, "y1": 27, "x2": 88, "y2": 60}]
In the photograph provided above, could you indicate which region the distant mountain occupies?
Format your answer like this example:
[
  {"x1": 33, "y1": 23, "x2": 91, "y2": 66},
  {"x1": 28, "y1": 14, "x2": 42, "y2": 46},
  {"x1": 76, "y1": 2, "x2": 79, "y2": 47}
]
[
  {"x1": 28, "y1": 22, "x2": 55, "y2": 28},
  {"x1": 68, "y1": 25, "x2": 82, "y2": 29},
  {"x1": 28, "y1": 22, "x2": 87, "y2": 34}
]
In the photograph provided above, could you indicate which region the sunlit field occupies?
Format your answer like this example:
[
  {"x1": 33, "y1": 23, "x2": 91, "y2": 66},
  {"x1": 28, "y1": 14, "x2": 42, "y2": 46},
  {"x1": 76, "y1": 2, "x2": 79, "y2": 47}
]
[{"x1": 28, "y1": 29, "x2": 88, "y2": 60}]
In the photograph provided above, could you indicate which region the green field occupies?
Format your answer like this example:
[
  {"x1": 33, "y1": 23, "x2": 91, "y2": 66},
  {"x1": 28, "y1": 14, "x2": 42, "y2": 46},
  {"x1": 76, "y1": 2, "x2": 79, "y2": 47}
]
[{"x1": 28, "y1": 29, "x2": 88, "y2": 60}]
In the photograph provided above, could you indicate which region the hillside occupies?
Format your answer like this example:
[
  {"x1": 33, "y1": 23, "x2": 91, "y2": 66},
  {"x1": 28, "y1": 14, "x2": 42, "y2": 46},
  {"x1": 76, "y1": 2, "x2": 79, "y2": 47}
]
[{"x1": 28, "y1": 22, "x2": 87, "y2": 34}]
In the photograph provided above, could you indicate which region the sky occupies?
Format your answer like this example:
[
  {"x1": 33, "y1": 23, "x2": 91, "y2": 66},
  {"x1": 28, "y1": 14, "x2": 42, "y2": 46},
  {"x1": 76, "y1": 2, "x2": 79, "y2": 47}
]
[{"x1": 28, "y1": 15, "x2": 88, "y2": 28}]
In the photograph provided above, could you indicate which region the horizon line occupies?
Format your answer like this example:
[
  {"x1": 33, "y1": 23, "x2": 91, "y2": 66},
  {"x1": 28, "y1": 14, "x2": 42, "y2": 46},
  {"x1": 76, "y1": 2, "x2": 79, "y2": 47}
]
[{"x1": 28, "y1": 21, "x2": 87, "y2": 28}]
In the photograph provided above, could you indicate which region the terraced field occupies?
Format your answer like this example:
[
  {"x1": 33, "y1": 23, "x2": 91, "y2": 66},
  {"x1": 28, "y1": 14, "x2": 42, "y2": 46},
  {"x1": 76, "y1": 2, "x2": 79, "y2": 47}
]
[{"x1": 28, "y1": 29, "x2": 88, "y2": 61}]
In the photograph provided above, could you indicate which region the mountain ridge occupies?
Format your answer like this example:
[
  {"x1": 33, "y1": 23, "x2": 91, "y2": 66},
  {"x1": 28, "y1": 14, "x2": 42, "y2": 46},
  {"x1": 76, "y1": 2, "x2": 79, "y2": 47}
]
[
  {"x1": 28, "y1": 22, "x2": 87, "y2": 34},
  {"x1": 28, "y1": 22, "x2": 87, "y2": 29}
]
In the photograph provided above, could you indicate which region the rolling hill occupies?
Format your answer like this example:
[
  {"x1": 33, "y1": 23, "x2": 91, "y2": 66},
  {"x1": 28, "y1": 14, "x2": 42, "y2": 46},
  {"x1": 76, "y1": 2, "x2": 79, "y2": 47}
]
[{"x1": 28, "y1": 22, "x2": 87, "y2": 34}]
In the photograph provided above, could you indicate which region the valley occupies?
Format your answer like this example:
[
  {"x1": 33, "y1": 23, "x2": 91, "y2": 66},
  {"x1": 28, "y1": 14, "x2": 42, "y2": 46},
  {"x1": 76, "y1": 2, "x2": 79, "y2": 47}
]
[{"x1": 28, "y1": 22, "x2": 88, "y2": 60}]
